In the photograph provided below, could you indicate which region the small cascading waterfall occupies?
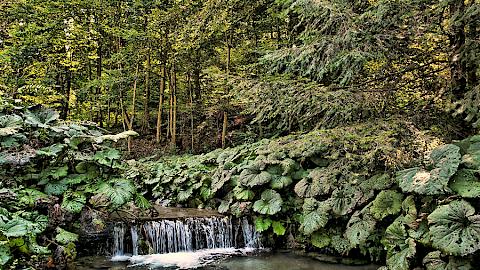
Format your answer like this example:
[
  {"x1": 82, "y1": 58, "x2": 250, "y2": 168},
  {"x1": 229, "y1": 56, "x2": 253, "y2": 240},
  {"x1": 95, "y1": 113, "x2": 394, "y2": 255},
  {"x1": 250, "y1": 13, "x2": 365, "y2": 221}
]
[
  {"x1": 111, "y1": 216, "x2": 261, "y2": 256},
  {"x1": 131, "y1": 225, "x2": 139, "y2": 256},
  {"x1": 241, "y1": 217, "x2": 262, "y2": 248},
  {"x1": 113, "y1": 223, "x2": 125, "y2": 256}
]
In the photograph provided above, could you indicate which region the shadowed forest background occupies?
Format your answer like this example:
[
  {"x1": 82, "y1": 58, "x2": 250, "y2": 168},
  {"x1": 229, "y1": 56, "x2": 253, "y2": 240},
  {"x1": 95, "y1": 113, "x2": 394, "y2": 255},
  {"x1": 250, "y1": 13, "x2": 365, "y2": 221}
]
[{"x1": 1, "y1": 0, "x2": 479, "y2": 156}]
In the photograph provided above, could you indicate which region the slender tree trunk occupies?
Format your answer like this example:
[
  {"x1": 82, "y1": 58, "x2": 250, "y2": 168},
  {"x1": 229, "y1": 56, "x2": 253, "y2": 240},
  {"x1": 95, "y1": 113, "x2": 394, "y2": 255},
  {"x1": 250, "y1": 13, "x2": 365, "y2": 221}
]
[
  {"x1": 96, "y1": 39, "x2": 103, "y2": 127},
  {"x1": 221, "y1": 39, "x2": 231, "y2": 149},
  {"x1": 188, "y1": 73, "x2": 194, "y2": 152},
  {"x1": 172, "y1": 63, "x2": 177, "y2": 148},
  {"x1": 143, "y1": 47, "x2": 151, "y2": 131},
  {"x1": 61, "y1": 69, "x2": 72, "y2": 120},
  {"x1": 168, "y1": 71, "x2": 173, "y2": 140},
  {"x1": 127, "y1": 64, "x2": 139, "y2": 153},
  {"x1": 156, "y1": 64, "x2": 166, "y2": 143}
]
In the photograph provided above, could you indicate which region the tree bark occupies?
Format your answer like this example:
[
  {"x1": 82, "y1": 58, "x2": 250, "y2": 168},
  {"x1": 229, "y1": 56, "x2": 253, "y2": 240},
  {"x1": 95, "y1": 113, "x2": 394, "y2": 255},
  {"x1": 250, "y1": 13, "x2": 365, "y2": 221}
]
[
  {"x1": 156, "y1": 64, "x2": 166, "y2": 143},
  {"x1": 142, "y1": 46, "x2": 151, "y2": 131}
]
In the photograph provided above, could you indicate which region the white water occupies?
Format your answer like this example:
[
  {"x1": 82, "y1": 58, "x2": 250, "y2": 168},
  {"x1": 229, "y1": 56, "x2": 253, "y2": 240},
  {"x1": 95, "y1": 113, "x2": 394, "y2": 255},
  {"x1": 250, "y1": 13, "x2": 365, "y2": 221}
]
[
  {"x1": 125, "y1": 248, "x2": 258, "y2": 269},
  {"x1": 111, "y1": 216, "x2": 261, "y2": 258}
]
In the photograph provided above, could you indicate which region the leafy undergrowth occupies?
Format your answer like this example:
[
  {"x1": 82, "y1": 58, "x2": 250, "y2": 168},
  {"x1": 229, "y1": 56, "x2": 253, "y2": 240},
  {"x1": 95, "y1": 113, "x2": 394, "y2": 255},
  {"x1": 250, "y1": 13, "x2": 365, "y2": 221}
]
[
  {"x1": 0, "y1": 103, "x2": 142, "y2": 268},
  {"x1": 126, "y1": 120, "x2": 480, "y2": 269}
]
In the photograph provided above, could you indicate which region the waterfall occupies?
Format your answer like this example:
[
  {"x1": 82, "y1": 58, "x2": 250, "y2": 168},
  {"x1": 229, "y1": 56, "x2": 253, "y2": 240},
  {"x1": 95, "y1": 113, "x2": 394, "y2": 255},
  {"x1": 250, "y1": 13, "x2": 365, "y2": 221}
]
[
  {"x1": 131, "y1": 225, "x2": 139, "y2": 256},
  {"x1": 111, "y1": 216, "x2": 261, "y2": 256},
  {"x1": 113, "y1": 223, "x2": 125, "y2": 256}
]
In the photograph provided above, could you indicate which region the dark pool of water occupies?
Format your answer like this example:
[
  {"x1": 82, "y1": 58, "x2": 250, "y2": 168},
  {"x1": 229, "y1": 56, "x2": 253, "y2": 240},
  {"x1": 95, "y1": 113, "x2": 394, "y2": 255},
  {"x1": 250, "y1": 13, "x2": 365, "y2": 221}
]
[{"x1": 73, "y1": 253, "x2": 378, "y2": 270}]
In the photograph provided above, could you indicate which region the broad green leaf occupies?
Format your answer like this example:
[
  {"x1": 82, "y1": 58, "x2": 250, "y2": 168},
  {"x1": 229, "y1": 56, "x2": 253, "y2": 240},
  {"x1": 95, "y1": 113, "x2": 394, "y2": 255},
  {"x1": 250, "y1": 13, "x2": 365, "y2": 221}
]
[
  {"x1": 0, "y1": 242, "x2": 11, "y2": 266},
  {"x1": 449, "y1": 169, "x2": 480, "y2": 198},
  {"x1": 0, "y1": 114, "x2": 22, "y2": 136},
  {"x1": 24, "y1": 108, "x2": 59, "y2": 128},
  {"x1": 301, "y1": 198, "x2": 331, "y2": 235},
  {"x1": 294, "y1": 168, "x2": 335, "y2": 198},
  {"x1": 345, "y1": 211, "x2": 376, "y2": 246},
  {"x1": 330, "y1": 186, "x2": 363, "y2": 216},
  {"x1": 427, "y1": 200, "x2": 480, "y2": 256},
  {"x1": 94, "y1": 149, "x2": 121, "y2": 166},
  {"x1": 96, "y1": 179, "x2": 136, "y2": 208},
  {"x1": 311, "y1": 231, "x2": 331, "y2": 248},
  {"x1": 18, "y1": 189, "x2": 49, "y2": 207},
  {"x1": 423, "y1": 251, "x2": 472, "y2": 270},
  {"x1": 253, "y1": 189, "x2": 283, "y2": 215},
  {"x1": 36, "y1": 144, "x2": 65, "y2": 157},
  {"x1": 370, "y1": 190, "x2": 403, "y2": 220},
  {"x1": 240, "y1": 169, "x2": 272, "y2": 187},
  {"x1": 270, "y1": 175, "x2": 292, "y2": 190},
  {"x1": 382, "y1": 218, "x2": 416, "y2": 270},
  {"x1": 61, "y1": 192, "x2": 86, "y2": 214},
  {"x1": 272, "y1": 221, "x2": 286, "y2": 236},
  {"x1": 45, "y1": 181, "x2": 68, "y2": 196},
  {"x1": 55, "y1": 228, "x2": 79, "y2": 245},
  {"x1": 396, "y1": 144, "x2": 461, "y2": 195},
  {"x1": 178, "y1": 188, "x2": 193, "y2": 202},
  {"x1": 255, "y1": 217, "x2": 272, "y2": 232},
  {"x1": 233, "y1": 186, "x2": 255, "y2": 200}
]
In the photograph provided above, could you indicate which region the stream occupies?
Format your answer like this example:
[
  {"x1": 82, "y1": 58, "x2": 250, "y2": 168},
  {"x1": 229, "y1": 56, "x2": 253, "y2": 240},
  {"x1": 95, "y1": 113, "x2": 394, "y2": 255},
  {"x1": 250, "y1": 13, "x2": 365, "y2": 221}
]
[{"x1": 73, "y1": 252, "x2": 379, "y2": 270}]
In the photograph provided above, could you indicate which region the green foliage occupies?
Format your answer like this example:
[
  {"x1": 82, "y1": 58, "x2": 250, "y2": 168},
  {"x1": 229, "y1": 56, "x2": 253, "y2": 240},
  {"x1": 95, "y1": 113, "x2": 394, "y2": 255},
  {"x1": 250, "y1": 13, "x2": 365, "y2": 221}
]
[
  {"x1": 301, "y1": 198, "x2": 330, "y2": 235},
  {"x1": 55, "y1": 228, "x2": 79, "y2": 245},
  {"x1": 272, "y1": 221, "x2": 286, "y2": 236},
  {"x1": 396, "y1": 144, "x2": 461, "y2": 195},
  {"x1": 253, "y1": 190, "x2": 283, "y2": 215},
  {"x1": 423, "y1": 251, "x2": 472, "y2": 270},
  {"x1": 427, "y1": 200, "x2": 480, "y2": 256},
  {"x1": 449, "y1": 169, "x2": 480, "y2": 198},
  {"x1": 370, "y1": 190, "x2": 403, "y2": 220},
  {"x1": 255, "y1": 217, "x2": 272, "y2": 232},
  {"x1": 96, "y1": 179, "x2": 136, "y2": 208},
  {"x1": 0, "y1": 106, "x2": 138, "y2": 268}
]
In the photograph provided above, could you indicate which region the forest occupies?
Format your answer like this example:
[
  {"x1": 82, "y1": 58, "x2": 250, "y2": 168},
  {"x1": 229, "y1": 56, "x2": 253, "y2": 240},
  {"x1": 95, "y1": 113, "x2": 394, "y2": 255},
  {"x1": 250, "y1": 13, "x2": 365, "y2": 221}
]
[{"x1": 0, "y1": 0, "x2": 479, "y2": 269}]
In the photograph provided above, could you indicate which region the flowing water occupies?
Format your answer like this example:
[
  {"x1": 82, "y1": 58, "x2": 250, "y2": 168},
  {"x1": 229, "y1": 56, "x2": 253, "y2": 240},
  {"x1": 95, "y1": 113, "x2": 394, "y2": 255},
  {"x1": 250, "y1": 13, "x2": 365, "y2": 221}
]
[
  {"x1": 74, "y1": 252, "x2": 379, "y2": 270},
  {"x1": 74, "y1": 216, "x2": 377, "y2": 269},
  {"x1": 110, "y1": 217, "x2": 260, "y2": 257}
]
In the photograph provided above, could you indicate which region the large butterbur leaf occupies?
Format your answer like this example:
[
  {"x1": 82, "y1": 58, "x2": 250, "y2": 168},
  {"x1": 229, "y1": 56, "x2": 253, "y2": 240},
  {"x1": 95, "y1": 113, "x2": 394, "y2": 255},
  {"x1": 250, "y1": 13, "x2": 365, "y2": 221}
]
[
  {"x1": 0, "y1": 114, "x2": 22, "y2": 136},
  {"x1": 239, "y1": 169, "x2": 272, "y2": 187},
  {"x1": 301, "y1": 198, "x2": 331, "y2": 235},
  {"x1": 370, "y1": 190, "x2": 403, "y2": 220},
  {"x1": 427, "y1": 200, "x2": 480, "y2": 256},
  {"x1": 381, "y1": 218, "x2": 416, "y2": 270},
  {"x1": 330, "y1": 186, "x2": 363, "y2": 216},
  {"x1": 294, "y1": 168, "x2": 335, "y2": 198},
  {"x1": 61, "y1": 192, "x2": 86, "y2": 214},
  {"x1": 0, "y1": 242, "x2": 11, "y2": 266},
  {"x1": 449, "y1": 169, "x2": 480, "y2": 198},
  {"x1": 345, "y1": 208, "x2": 376, "y2": 247},
  {"x1": 423, "y1": 251, "x2": 472, "y2": 270},
  {"x1": 396, "y1": 144, "x2": 461, "y2": 195},
  {"x1": 253, "y1": 189, "x2": 283, "y2": 215},
  {"x1": 94, "y1": 149, "x2": 121, "y2": 166},
  {"x1": 96, "y1": 178, "x2": 136, "y2": 208},
  {"x1": 24, "y1": 108, "x2": 59, "y2": 128},
  {"x1": 55, "y1": 227, "x2": 79, "y2": 245}
]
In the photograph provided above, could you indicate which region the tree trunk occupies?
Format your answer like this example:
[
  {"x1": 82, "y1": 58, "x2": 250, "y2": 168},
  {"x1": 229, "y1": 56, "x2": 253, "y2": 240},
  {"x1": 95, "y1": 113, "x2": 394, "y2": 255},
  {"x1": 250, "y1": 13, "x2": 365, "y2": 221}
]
[
  {"x1": 188, "y1": 73, "x2": 194, "y2": 152},
  {"x1": 221, "y1": 39, "x2": 231, "y2": 149},
  {"x1": 142, "y1": 47, "x2": 151, "y2": 131},
  {"x1": 61, "y1": 69, "x2": 72, "y2": 120},
  {"x1": 127, "y1": 64, "x2": 139, "y2": 153},
  {"x1": 156, "y1": 64, "x2": 166, "y2": 143},
  {"x1": 172, "y1": 63, "x2": 177, "y2": 148}
]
